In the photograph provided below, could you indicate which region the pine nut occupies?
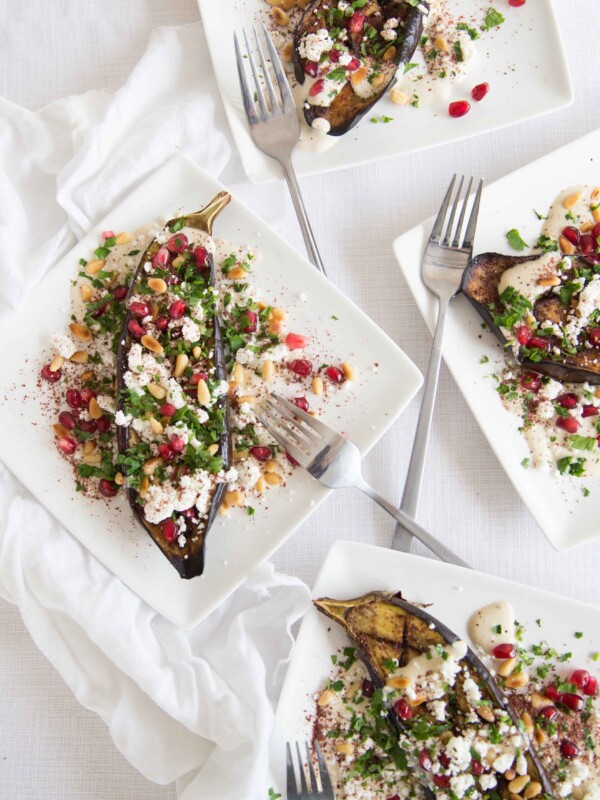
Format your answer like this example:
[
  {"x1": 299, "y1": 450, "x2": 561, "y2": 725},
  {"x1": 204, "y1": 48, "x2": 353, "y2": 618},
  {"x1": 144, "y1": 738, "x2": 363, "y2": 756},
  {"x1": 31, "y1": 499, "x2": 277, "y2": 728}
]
[
  {"x1": 264, "y1": 472, "x2": 283, "y2": 486},
  {"x1": 115, "y1": 232, "x2": 131, "y2": 245},
  {"x1": 232, "y1": 363, "x2": 246, "y2": 385},
  {"x1": 477, "y1": 706, "x2": 495, "y2": 723},
  {"x1": 508, "y1": 776, "x2": 530, "y2": 794},
  {"x1": 255, "y1": 475, "x2": 267, "y2": 493},
  {"x1": 88, "y1": 397, "x2": 103, "y2": 419},
  {"x1": 334, "y1": 743, "x2": 353, "y2": 756},
  {"x1": 536, "y1": 276, "x2": 560, "y2": 287},
  {"x1": 342, "y1": 362, "x2": 356, "y2": 381},
  {"x1": 592, "y1": 188, "x2": 600, "y2": 201},
  {"x1": 228, "y1": 266, "x2": 248, "y2": 280},
  {"x1": 149, "y1": 416, "x2": 163, "y2": 435},
  {"x1": 312, "y1": 376, "x2": 324, "y2": 395},
  {"x1": 371, "y1": 74, "x2": 385, "y2": 90},
  {"x1": 534, "y1": 728, "x2": 547, "y2": 746},
  {"x1": 114, "y1": 472, "x2": 125, "y2": 486},
  {"x1": 85, "y1": 259, "x2": 106, "y2": 276},
  {"x1": 258, "y1": 301, "x2": 267, "y2": 311},
  {"x1": 49, "y1": 355, "x2": 64, "y2": 372},
  {"x1": 218, "y1": 501, "x2": 230, "y2": 515},
  {"x1": 269, "y1": 319, "x2": 282, "y2": 334},
  {"x1": 174, "y1": 353, "x2": 189, "y2": 378},
  {"x1": 141, "y1": 334, "x2": 163, "y2": 354},
  {"x1": 266, "y1": 0, "x2": 281, "y2": 5},
  {"x1": 225, "y1": 490, "x2": 245, "y2": 507},
  {"x1": 192, "y1": 346, "x2": 201, "y2": 359},
  {"x1": 407, "y1": 694, "x2": 427, "y2": 707},
  {"x1": 139, "y1": 475, "x2": 149, "y2": 498},
  {"x1": 524, "y1": 783, "x2": 542, "y2": 799},
  {"x1": 390, "y1": 88, "x2": 410, "y2": 105},
  {"x1": 382, "y1": 45, "x2": 396, "y2": 61},
  {"x1": 351, "y1": 66, "x2": 368, "y2": 86},
  {"x1": 197, "y1": 378, "x2": 211, "y2": 406},
  {"x1": 148, "y1": 278, "x2": 167, "y2": 294},
  {"x1": 83, "y1": 451, "x2": 101, "y2": 466},
  {"x1": 53, "y1": 423, "x2": 70, "y2": 437},
  {"x1": 207, "y1": 443, "x2": 219, "y2": 456},
  {"x1": 272, "y1": 307, "x2": 286, "y2": 321},
  {"x1": 497, "y1": 657, "x2": 518, "y2": 677},
  {"x1": 238, "y1": 395, "x2": 256, "y2": 405},
  {"x1": 520, "y1": 710, "x2": 534, "y2": 735},
  {"x1": 80, "y1": 283, "x2": 93, "y2": 302},
  {"x1": 531, "y1": 692, "x2": 553, "y2": 709},
  {"x1": 151, "y1": 302, "x2": 159, "y2": 320},
  {"x1": 387, "y1": 676, "x2": 411, "y2": 689},
  {"x1": 264, "y1": 459, "x2": 278, "y2": 473},
  {"x1": 505, "y1": 671, "x2": 529, "y2": 689},
  {"x1": 147, "y1": 382, "x2": 167, "y2": 400},
  {"x1": 563, "y1": 191, "x2": 581, "y2": 209},
  {"x1": 234, "y1": 449, "x2": 249, "y2": 461},
  {"x1": 593, "y1": 208, "x2": 600, "y2": 223},
  {"x1": 559, "y1": 235, "x2": 576, "y2": 255},
  {"x1": 434, "y1": 35, "x2": 450, "y2": 52},
  {"x1": 262, "y1": 359, "x2": 275, "y2": 382},
  {"x1": 581, "y1": 221, "x2": 594, "y2": 232},
  {"x1": 69, "y1": 322, "x2": 93, "y2": 342},
  {"x1": 272, "y1": 6, "x2": 289, "y2": 24},
  {"x1": 83, "y1": 440, "x2": 97, "y2": 456},
  {"x1": 504, "y1": 770, "x2": 517, "y2": 781},
  {"x1": 143, "y1": 456, "x2": 162, "y2": 475},
  {"x1": 80, "y1": 369, "x2": 94, "y2": 381},
  {"x1": 317, "y1": 689, "x2": 336, "y2": 706},
  {"x1": 70, "y1": 350, "x2": 88, "y2": 364},
  {"x1": 281, "y1": 0, "x2": 295, "y2": 9}
]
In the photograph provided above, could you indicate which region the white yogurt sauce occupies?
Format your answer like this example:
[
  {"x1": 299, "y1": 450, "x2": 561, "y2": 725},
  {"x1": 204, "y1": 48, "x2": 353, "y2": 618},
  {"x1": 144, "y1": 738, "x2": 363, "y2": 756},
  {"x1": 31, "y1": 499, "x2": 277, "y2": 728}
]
[{"x1": 468, "y1": 601, "x2": 515, "y2": 654}]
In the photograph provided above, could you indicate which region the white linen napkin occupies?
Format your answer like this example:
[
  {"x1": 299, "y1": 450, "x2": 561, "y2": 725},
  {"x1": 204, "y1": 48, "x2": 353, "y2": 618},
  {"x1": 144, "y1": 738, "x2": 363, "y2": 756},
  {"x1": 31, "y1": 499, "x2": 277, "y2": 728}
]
[{"x1": 0, "y1": 21, "x2": 308, "y2": 800}]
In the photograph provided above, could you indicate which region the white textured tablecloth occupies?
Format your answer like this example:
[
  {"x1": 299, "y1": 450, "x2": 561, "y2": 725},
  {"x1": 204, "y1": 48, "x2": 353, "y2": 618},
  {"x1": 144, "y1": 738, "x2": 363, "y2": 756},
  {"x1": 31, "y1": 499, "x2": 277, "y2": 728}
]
[{"x1": 1, "y1": 0, "x2": 599, "y2": 797}]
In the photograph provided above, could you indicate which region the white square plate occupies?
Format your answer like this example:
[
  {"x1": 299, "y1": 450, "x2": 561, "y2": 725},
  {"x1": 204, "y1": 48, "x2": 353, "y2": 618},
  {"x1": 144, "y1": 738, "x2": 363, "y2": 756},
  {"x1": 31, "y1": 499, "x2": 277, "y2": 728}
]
[
  {"x1": 394, "y1": 128, "x2": 600, "y2": 552},
  {"x1": 0, "y1": 156, "x2": 422, "y2": 629},
  {"x1": 267, "y1": 540, "x2": 600, "y2": 796},
  {"x1": 198, "y1": 0, "x2": 572, "y2": 184}
]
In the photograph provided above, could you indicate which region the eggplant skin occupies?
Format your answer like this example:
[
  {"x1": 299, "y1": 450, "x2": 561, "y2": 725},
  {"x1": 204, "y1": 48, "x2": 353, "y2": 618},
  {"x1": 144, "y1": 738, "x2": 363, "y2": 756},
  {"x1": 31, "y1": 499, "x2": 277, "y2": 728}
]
[
  {"x1": 461, "y1": 251, "x2": 600, "y2": 384},
  {"x1": 315, "y1": 591, "x2": 554, "y2": 797},
  {"x1": 293, "y1": 1, "x2": 427, "y2": 136}
]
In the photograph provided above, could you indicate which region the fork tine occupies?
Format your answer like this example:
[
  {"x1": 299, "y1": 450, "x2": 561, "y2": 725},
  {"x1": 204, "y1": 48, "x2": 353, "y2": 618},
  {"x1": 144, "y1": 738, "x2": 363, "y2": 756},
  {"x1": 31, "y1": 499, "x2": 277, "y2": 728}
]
[
  {"x1": 254, "y1": 407, "x2": 310, "y2": 467},
  {"x1": 260, "y1": 405, "x2": 312, "y2": 451},
  {"x1": 243, "y1": 28, "x2": 268, "y2": 119},
  {"x1": 253, "y1": 25, "x2": 280, "y2": 112},
  {"x1": 462, "y1": 177, "x2": 484, "y2": 252},
  {"x1": 261, "y1": 23, "x2": 295, "y2": 110},
  {"x1": 305, "y1": 742, "x2": 320, "y2": 795},
  {"x1": 442, "y1": 175, "x2": 464, "y2": 246},
  {"x1": 287, "y1": 742, "x2": 300, "y2": 799},
  {"x1": 429, "y1": 174, "x2": 456, "y2": 245},
  {"x1": 295, "y1": 742, "x2": 310, "y2": 796},
  {"x1": 314, "y1": 742, "x2": 334, "y2": 795},
  {"x1": 266, "y1": 397, "x2": 323, "y2": 445},
  {"x1": 271, "y1": 394, "x2": 333, "y2": 438},
  {"x1": 233, "y1": 33, "x2": 258, "y2": 125},
  {"x1": 451, "y1": 176, "x2": 473, "y2": 248}
]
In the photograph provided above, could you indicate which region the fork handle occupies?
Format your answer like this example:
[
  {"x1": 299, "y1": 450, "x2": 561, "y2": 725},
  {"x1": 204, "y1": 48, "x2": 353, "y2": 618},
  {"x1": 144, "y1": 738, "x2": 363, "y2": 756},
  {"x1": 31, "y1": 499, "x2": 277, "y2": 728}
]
[
  {"x1": 392, "y1": 295, "x2": 450, "y2": 552},
  {"x1": 281, "y1": 157, "x2": 327, "y2": 277},
  {"x1": 356, "y1": 478, "x2": 470, "y2": 568}
]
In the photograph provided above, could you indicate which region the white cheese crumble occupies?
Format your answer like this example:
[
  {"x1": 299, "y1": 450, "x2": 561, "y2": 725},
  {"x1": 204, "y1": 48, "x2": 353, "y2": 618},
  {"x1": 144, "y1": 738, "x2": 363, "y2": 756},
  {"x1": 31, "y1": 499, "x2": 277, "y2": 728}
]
[{"x1": 298, "y1": 28, "x2": 333, "y2": 62}]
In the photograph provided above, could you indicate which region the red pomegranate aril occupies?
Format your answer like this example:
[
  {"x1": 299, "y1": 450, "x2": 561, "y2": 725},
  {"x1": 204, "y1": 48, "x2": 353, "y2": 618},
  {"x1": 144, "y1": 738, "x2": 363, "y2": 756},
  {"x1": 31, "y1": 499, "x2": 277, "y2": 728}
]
[
  {"x1": 66, "y1": 388, "x2": 82, "y2": 408},
  {"x1": 492, "y1": 643, "x2": 516, "y2": 659},
  {"x1": 562, "y1": 226, "x2": 581, "y2": 247},
  {"x1": 570, "y1": 669, "x2": 590, "y2": 690},
  {"x1": 588, "y1": 327, "x2": 600, "y2": 347},
  {"x1": 540, "y1": 705, "x2": 557, "y2": 721},
  {"x1": 41, "y1": 364, "x2": 62, "y2": 382},
  {"x1": 392, "y1": 698, "x2": 413, "y2": 720},
  {"x1": 78, "y1": 419, "x2": 98, "y2": 433},
  {"x1": 509, "y1": 0, "x2": 526, "y2": 6},
  {"x1": 158, "y1": 443, "x2": 175, "y2": 461},
  {"x1": 471, "y1": 82, "x2": 489, "y2": 102},
  {"x1": 162, "y1": 518, "x2": 177, "y2": 542},
  {"x1": 182, "y1": 507, "x2": 196, "y2": 520},
  {"x1": 193, "y1": 246, "x2": 209, "y2": 268},
  {"x1": 92, "y1": 302, "x2": 108, "y2": 319},
  {"x1": 348, "y1": 10, "x2": 365, "y2": 32},
  {"x1": 304, "y1": 61, "x2": 319, "y2": 77},
  {"x1": 520, "y1": 372, "x2": 541, "y2": 392},
  {"x1": 152, "y1": 246, "x2": 171, "y2": 268},
  {"x1": 128, "y1": 319, "x2": 145, "y2": 338},
  {"x1": 170, "y1": 435, "x2": 186, "y2": 453},
  {"x1": 582, "y1": 405, "x2": 599, "y2": 417},
  {"x1": 130, "y1": 301, "x2": 151, "y2": 318},
  {"x1": 585, "y1": 252, "x2": 600, "y2": 264},
  {"x1": 580, "y1": 234, "x2": 595, "y2": 255},
  {"x1": 592, "y1": 221, "x2": 600, "y2": 240},
  {"x1": 166, "y1": 233, "x2": 188, "y2": 253},
  {"x1": 439, "y1": 754, "x2": 451, "y2": 769},
  {"x1": 169, "y1": 299, "x2": 187, "y2": 320},
  {"x1": 250, "y1": 446, "x2": 272, "y2": 462},
  {"x1": 58, "y1": 411, "x2": 76, "y2": 430},
  {"x1": 329, "y1": 49, "x2": 340, "y2": 63},
  {"x1": 471, "y1": 759, "x2": 484, "y2": 776},
  {"x1": 156, "y1": 315, "x2": 169, "y2": 332},
  {"x1": 286, "y1": 451, "x2": 299, "y2": 466},
  {"x1": 96, "y1": 417, "x2": 110, "y2": 433},
  {"x1": 112, "y1": 285, "x2": 128, "y2": 301},
  {"x1": 584, "y1": 676, "x2": 598, "y2": 696},
  {"x1": 243, "y1": 310, "x2": 258, "y2": 333},
  {"x1": 102, "y1": 230, "x2": 114, "y2": 239},
  {"x1": 545, "y1": 684, "x2": 562, "y2": 702},
  {"x1": 433, "y1": 775, "x2": 451, "y2": 789},
  {"x1": 160, "y1": 403, "x2": 177, "y2": 417},
  {"x1": 79, "y1": 388, "x2": 97, "y2": 403},
  {"x1": 166, "y1": 273, "x2": 181, "y2": 285},
  {"x1": 289, "y1": 359, "x2": 313, "y2": 376},
  {"x1": 286, "y1": 332, "x2": 309, "y2": 350},
  {"x1": 528, "y1": 336, "x2": 550, "y2": 351},
  {"x1": 556, "y1": 415, "x2": 580, "y2": 434},
  {"x1": 291, "y1": 396, "x2": 309, "y2": 412},
  {"x1": 325, "y1": 366, "x2": 345, "y2": 383},
  {"x1": 449, "y1": 100, "x2": 470, "y2": 118},
  {"x1": 387, "y1": 796, "x2": 400, "y2": 800},
  {"x1": 560, "y1": 739, "x2": 579, "y2": 759},
  {"x1": 57, "y1": 436, "x2": 77, "y2": 455},
  {"x1": 418, "y1": 749, "x2": 432, "y2": 771},
  {"x1": 190, "y1": 372, "x2": 207, "y2": 385},
  {"x1": 98, "y1": 479, "x2": 119, "y2": 498},
  {"x1": 516, "y1": 325, "x2": 532, "y2": 345},
  {"x1": 557, "y1": 392, "x2": 578, "y2": 409},
  {"x1": 561, "y1": 692, "x2": 584, "y2": 712},
  {"x1": 309, "y1": 79, "x2": 325, "y2": 97},
  {"x1": 346, "y1": 57, "x2": 360, "y2": 71},
  {"x1": 361, "y1": 678, "x2": 374, "y2": 697}
]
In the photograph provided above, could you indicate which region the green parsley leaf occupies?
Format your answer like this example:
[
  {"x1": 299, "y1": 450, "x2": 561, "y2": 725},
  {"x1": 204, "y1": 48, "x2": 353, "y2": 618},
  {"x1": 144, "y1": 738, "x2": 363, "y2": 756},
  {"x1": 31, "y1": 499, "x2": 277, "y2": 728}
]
[
  {"x1": 482, "y1": 8, "x2": 505, "y2": 30},
  {"x1": 506, "y1": 228, "x2": 529, "y2": 251}
]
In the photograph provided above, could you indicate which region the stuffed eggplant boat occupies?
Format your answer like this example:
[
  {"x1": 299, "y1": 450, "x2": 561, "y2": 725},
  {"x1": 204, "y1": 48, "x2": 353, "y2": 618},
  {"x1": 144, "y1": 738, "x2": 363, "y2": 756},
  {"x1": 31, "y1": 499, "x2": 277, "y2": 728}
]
[
  {"x1": 293, "y1": 0, "x2": 428, "y2": 136},
  {"x1": 315, "y1": 592, "x2": 553, "y2": 798},
  {"x1": 116, "y1": 192, "x2": 233, "y2": 579}
]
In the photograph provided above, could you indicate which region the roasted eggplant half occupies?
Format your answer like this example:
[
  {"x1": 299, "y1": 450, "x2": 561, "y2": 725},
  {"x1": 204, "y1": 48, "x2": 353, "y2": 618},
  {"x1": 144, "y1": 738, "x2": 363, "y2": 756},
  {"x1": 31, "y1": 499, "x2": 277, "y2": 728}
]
[
  {"x1": 293, "y1": 0, "x2": 428, "y2": 136},
  {"x1": 116, "y1": 192, "x2": 232, "y2": 579},
  {"x1": 315, "y1": 592, "x2": 554, "y2": 798},
  {"x1": 462, "y1": 251, "x2": 600, "y2": 384}
]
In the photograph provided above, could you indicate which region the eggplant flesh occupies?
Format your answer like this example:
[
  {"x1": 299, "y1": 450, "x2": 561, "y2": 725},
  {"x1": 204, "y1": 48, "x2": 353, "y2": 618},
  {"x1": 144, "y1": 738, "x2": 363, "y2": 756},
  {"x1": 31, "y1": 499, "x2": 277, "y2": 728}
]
[
  {"x1": 461, "y1": 252, "x2": 600, "y2": 384},
  {"x1": 293, "y1": 0, "x2": 428, "y2": 136},
  {"x1": 315, "y1": 592, "x2": 554, "y2": 798},
  {"x1": 116, "y1": 193, "x2": 232, "y2": 579}
]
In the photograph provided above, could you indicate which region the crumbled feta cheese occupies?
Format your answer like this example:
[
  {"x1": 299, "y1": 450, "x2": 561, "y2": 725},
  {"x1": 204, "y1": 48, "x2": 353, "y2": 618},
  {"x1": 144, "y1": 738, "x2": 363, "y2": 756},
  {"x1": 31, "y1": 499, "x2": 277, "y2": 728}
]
[
  {"x1": 492, "y1": 753, "x2": 514, "y2": 773},
  {"x1": 167, "y1": 378, "x2": 187, "y2": 409},
  {"x1": 445, "y1": 736, "x2": 472, "y2": 772},
  {"x1": 96, "y1": 394, "x2": 115, "y2": 413},
  {"x1": 114, "y1": 410, "x2": 132, "y2": 427},
  {"x1": 430, "y1": 700, "x2": 446, "y2": 721},
  {"x1": 450, "y1": 774, "x2": 474, "y2": 798},
  {"x1": 479, "y1": 774, "x2": 497, "y2": 790},
  {"x1": 51, "y1": 333, "x2": 77, "y2": 359},
  {"x1": 299, "y1": 28, "x2": 333, "y2": 62},
  {"x1": 181, "y1": 317, "x2": 201, "y2": 343}
]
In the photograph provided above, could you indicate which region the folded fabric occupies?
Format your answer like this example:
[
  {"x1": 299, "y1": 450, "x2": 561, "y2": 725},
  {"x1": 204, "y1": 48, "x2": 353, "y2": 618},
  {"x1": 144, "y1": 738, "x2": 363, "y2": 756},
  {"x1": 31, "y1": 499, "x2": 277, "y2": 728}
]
[{"x1": 0, "y1": 20, "x2": 304, "y2": 800}]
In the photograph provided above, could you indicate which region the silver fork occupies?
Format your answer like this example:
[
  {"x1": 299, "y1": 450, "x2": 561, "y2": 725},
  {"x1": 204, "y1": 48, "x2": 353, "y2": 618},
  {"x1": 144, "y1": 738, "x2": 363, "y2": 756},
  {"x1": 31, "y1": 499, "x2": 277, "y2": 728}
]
[
  {"x1": 392, "y1": 175, "x2": 483, "y2": 553},
  {"x1": 256, "y1": 394, "x2": 470, "y2": 568},
  {"x1": 233, "y1": 25, "x2": 326, "y2": 276},
  {"x1": 287, "y1": 741, "x2": 334, "y2": 800}
]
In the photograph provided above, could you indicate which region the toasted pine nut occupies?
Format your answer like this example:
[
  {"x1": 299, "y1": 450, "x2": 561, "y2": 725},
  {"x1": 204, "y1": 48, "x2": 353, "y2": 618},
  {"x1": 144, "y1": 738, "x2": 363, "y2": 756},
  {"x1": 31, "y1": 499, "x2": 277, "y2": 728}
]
[
  {"x1": 264, "y1": 459, "x2": 278, "y2": 473},
  {"x1": 255, "y1": 475, "x2": 267, "y2": 493},
  {"x1": 141, "y1": 334, "x2": 163, "y2": 354},
  {"x1": 531, "y1": 692, "x2": 553, "y2": 709},
  {"x1": 143, "y1": 457, "x2": 162, "y2": 476},
  {"x1": 115, "y1": 232, "x2": 131, "y2": 245},
  {"x1": 70, "y1": 350, "x2": 89, "y2": 364},
  {"x1": 53, "y1": 423, "x2": 70, "y2": 437},
  {"x1": 225, "y1": 490, "x2": 245, "y2": 507},
  {"x1": 149, "y1": 416, "x2": 163, "y2": 435},
  {"x1": 151, "y1": 301, "x2": 159, "y2": 320},
  {"x1": 80, "y1": 369, "x2": 94, "y2": 381},
  {"x1": 387, "y1": 676, "x2": 411, "y2": 689},
  {"x1": 174, "y1": 353, "x2": 189, "y2": 378},
  {"x1": 581, "y1": 221, "x2": 594, "y2": 232},
  {"x1": 334, "y1": 743, "x2": 353, "y2": 756},
  {"x1": 114, "y1": 472, "x2": 125, "y2": 486},
  {"x1": 281, "y1": 0, "x2": 295, "y2": 9},
  {"x1": 342, "y1": 362, "x2": 356, "y2": 381},
  {"x1": 258, "y1": 301, "x2": 267, "y2": 311},
  {"x1": 350, "y1": 66, "x2": 368, "y2": 86},
  {"x1": 524, "y1": 783, "x2": 542, "y2": 799},
  {"x1": 312, "y1": 376, "x2": 324, "y2": 396},
  {"x1": 139, "y1": 475, "x2": 149, "y2": 498},
  {"x1": 497, "y1": 657, "x2": 518, "y2": 677},
  {"x1": 69, "y1": 322, "x2": 93, "y2": 342},
  {"x1": 593, "y1": 207, "x2": 600, "y2": 223},
  {"x1": 371, "y1": 74, "x2": 385, "y2": 90},
  {"x1": 281, "y1": 41, "x2": 294, "y2": 62},
  {"x1": 234, "y1": 449, "x2": 249, "y2": 461},
  {"x1": 192, "y1": 346, "x2": 202, "y2": 359},
  {"x1": 262, "y1": 359, "x2": 275, "y2": 382},
  {"x1": 536, "y1": 276, "x2": 560, "y2": 287},
  {"x1": 197, "y1": 378, "x2": 211, "y2": 406},
  {"x1": 382, "y1": 45, "x2": 397, "y2": 61},
  {"x1": 509, "y1": 776, "x2": 530, "y2": 794},
  {"x1": 317, "y1": 689, "x2": 335, "y2": 706},
  {"x1": 559, "y1": 235, "x2": 576, "y2": 254},
  {"x1": 232, "y1": 363, "x2": 246, "y2": 385},
  {"x1": 264, "y1": 472, "x2": 283, "y2": 486},
  {"x1": 407, "y1": 694, "x2": 427, "y2": 707},
  {"x1": 272, "y1": 6, "x2": 289, "y2": 24},
  {"x1": 218, "y1": 501, "x2": 230, "y2": 515},
  {"x1": 85, "y1": 259, "x2": 106, "y2": 276},
  {"x1": 228, "y1": 266, "x2": 248, "y2": 280},
  {"x1": 272, "y1": 307, "x2": 286, "y2": 321},
  {"x1": 563, "y1": 191, "x2": 581, "y2": 209},
  {"x1": 390, "y1": 88, "x2": 410, "y2": 105},
  {"x1": 477, "y1": 706, "x2": 495, "y2": 723},
  {"x1": 49, "y1": 355, "x2": 64, "y2": 372},
  {"x1": 147, "y1": 382, "x2": 167, "y2": 400},
  {"x1": 83, "y1": 451, "x2": 101, "y2": 466},
  {"x1": 595, "y1": 387, "x2": 600, "y2": 399},
  {"x1": 521, "y1": 711, "x2": 534, "y2": 736},
  {"x1": 266, "y1": 0, "x2": 282, "y2": 5},
  {"x1": 592, "y1": 188, "x2": 600, "y2": 201},
  {"x1": 207, "y1": 443, "x2": 219, "y2": 456},
  {"x1": 80, "y1": 283, "x2": 93, "y2": 302},
  {"x1": 172, "y1": 255, "x2": 186, "y2": 269},
  {"x1": 238, "y1": 395, "x2": 256, "y2": 405},
  {"x1": 88, "y1": 397, "x2": 103, "y2": 419},
  {"x1": 504, "y1": 770, "x2": 517, "y2": 781},
  {"x1": 534, "y1": 727, "x2": 547, "y2": 746},
  {"x1": 147, "y1": 277, "x2": 167, "y2": 294},
  {"x1": 83, "y1": 440, "x2": 97, "y2": 456},
  {"x1": 505, "y1": 671, "x2": 529, "y2": 689},
  {"x1": 434, "y1": 35, "x2": 450, "y2": 52},
  {"x1": 269, "y1": 319, "x2": 282, "y2": 334}
]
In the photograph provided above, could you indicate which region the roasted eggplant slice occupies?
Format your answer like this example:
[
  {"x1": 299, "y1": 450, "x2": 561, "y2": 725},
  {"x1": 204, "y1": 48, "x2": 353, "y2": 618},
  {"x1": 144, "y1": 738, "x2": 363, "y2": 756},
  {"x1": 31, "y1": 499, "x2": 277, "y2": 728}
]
[
  {"x1": 294, "y1": 0, "x2": 428, "y2": 136},
  {"x1": 315, "y1": 592, "x2": 554, "y2": 798},
  {"x1": 116, "y1": 192, "x2": 232, "y2": 579},
  {"x1": 462, "y1": 251, "x2": 600, "y2": 384}
]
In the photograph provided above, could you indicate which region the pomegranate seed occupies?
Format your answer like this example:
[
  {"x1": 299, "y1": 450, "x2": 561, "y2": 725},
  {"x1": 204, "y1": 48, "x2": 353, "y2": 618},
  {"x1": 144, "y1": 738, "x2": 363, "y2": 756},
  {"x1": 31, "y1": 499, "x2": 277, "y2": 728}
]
[
  {"x1": 492, "y1": 643, "x2": 516, "y2": 659},
  {"x1": 160, "y1": 403, "x2": 177, "y2": 417},
  {"x1": 582, "y1": 405, "x2": 598, "y2": 417},
  {"x1": 361, "y1": 678, "x2": 374, "y2": 697},
  {"x1": 570, "y1": 669, "x2": 590, "y2": 690},
  {"x1": 66, "y1": 388, "x2": 83, "y2": 408},
  {"x1": 291, "y1": 396, "x2": 309, "y2": 412},
  {"x1": 520, "y1": 372, "x2": 541, "y2": 392},
  {"x1": 418, "y1": 750, "x2": 432, "y2": 771},
  {"x1": 585, "y1": 252, "x2": 600, "y2": 264},
  {"x1": 562, "y1": 226, "x2": 581, "y2": 247},
  {"x1": 285, "y1": 332, "x2": 309, "y2": 350},
  {"x1": 560, "y1": 739, "x2": 578, "y2": 759},
  {"x1": 580, "y1": 234, "x2": 595, "y2": 255},
  {"x1": 557, "y1": 392, "x2": 578, "y2": 409},
  {"x1": 588, "y1": 328, "x2": 600, "y2": 347},
  {"x1": 449, "y1": 100, "x2": 470, "y2": 118},
  {"x1": 592, "y1": 221, "x2": 600, "y2": 240},
  {"x1": 471, "y1": 82, "x2": 489, "y2": 102},
  {"x1": 193, "y1": 246, "x2": 209, "y2": 268},
  {"x1": 78, "y1": 419, "x2": 98, "y2": 433},
  {"x1": 528, "y1": 336, "x2": 550, "y2": 351},
  {"x1": 561, "y1": 693, "x2": 584, "y2": 712},
  {"x1": 128, "y1": 319, "x2": 145, "y2": 338},
  {"x1": 329, "y1": 49, "x2": 341, "y2": 63},
  {"x1": 190, "y1": 372, "x2": 207, "y2": 385},
  {"x1": 155, "y1": 316, "x2": 169, "y2": 331},
  {"x1": 242, "y1": 310, "x2": 258, "y2": 333},
  {"x1": 166, "y1": 233, "x2": 188, "y2": 253},
  {"x1": 92, "y1": 302, "x2": 108, "y2": 319},
  {"x1": 58, "y1": 411, "x2": 76, "y2": 430},
  {"x1": 170, "y1": 435, "x2": 186, "y2": 453},
  {"x1": 96, "y1": 417, "x2": 110, "y2": 433},
  {"x1": 309, "y1": 79, "x2": 325, "y2": 97},
  {"x1": 392, "y1": 698, "x2": 413, "y2": 720},
  {"x1": 79, "y1": 388, "x2": 97, "y2": 403},
  {"x1": 166, "y1": 273, "x2": 180, "y2": 285},
  {"x1": 348, "y1": 10, "x2": 365, "y2": 32},
  {"x1": 556, "y1": 415, "x2": 580, "y2": 434},
  {"x1": 289, "y1": 359, "x2": 313, "y2": 376},
  {"x1": 158, "y1": 443, "x2": 175, "y2": 461},
  {"x1": 130, "y1": 301, "x2": 150, "y2": 318},
  {"x1": 387, "y1": 796, "x2": 400, "y2": 800},
  {"x1": 509, "y1": 0, "x2": 526, "y2": 6},
  {"x1": 540, "y1": 706, "x2": 557, "y2": 721},
  {"x1": 169, "y1": 299, "x2": 187, "y2": 320},
  {"x1": 41, "y1": 364, "x2": 62, "y2": 382},
  {"x1": 304, "y1": 61, "x2": 319, "y2": 77},
  {"x1": 152, "y1": 246, "x2": 171, "y2": 268},
  {"x1": 286, "y1": 452, "x2": 299, "y2": 466},
  {"x1": 112, "y1": 285, "x2": 128, "y2": 301},
  {"x1": 181, "y1": 507, "x2": 196, "y2": 520},
  {"x1": 162, "y1": 518, "x2": 177, "y2": 542},
  {"x1": 57, "y1": 436, "x2": 77, "y2": 455},
  {"x1": 471, "y1": 759, "x2": 484, "y2": 776},
  {"x1": 433, "y1": 775, "x2": 450, "y2": 788},
  {"x1": 584, "y1": 676, "x2": 598, "y2": 696},
  {"x1": 515, "y1": 325, "x2": 532, "y2": 345},
  {"x1": 250, "y1": 446, "x2": 272, "y2": 462},
  {"x1": 98, "y1": 479, "x2": 119, "y2": 497},
  {"x1": 325, "y1": 366, "x2": 345, "y2": 383},
  {"x1": 345, "y1": 57, "x2": 360, "y2": 71},
  {"x1": 102, "y1": 230, "x2": 114, "y2": 239},
  {"x1": 439, "y1": 754, "x2": 451, "y2": 769},
  {"x1": 545, "y1": 684, "x2": 562, "y2": 702}
]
